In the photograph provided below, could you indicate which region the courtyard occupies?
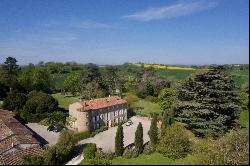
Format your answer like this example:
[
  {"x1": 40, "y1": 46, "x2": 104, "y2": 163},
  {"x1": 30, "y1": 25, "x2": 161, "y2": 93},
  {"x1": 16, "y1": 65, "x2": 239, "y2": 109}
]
[{"x1": 79, "y1": 116, "x2": 151, "y2": 152}]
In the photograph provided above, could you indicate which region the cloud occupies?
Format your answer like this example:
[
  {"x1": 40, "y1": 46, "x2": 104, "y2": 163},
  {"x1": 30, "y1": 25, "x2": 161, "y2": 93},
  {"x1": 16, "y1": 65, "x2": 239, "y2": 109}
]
[
  {"x1": 122, "y1": 0, "x2": 218, "y2": 21},
  {"x1": 43, "y1": 17, "x2": 113, "y2": 29}
]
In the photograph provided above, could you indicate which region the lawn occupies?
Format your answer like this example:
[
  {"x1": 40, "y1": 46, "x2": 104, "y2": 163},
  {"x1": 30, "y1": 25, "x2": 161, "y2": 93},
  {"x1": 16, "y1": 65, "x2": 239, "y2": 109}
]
[
  {"x1": 136, "y1": 99, "x2": 162, "y2": 116},
  {"x1": 239, "y1": 110, "x2": 249, "y2": 128},
  {"x1": 227, "y1": 68, "x2": 249, "y2": 89},
  {"x1": 52, "y1": 93, "x2": 80, "y2": 110},
  {"x1": 111, "y1": 153, "x2": 198, "y2": 165}
]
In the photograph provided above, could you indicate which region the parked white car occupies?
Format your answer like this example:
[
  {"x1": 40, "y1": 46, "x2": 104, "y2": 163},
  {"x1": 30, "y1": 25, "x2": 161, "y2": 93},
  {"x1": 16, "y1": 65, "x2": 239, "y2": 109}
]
[{"x1": 126, "y1": 119, "x2": 133, "y2": 126}]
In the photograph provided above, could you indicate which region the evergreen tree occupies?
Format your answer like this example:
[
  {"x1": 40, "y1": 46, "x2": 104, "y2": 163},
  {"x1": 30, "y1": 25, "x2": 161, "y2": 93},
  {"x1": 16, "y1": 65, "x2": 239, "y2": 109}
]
[
  {"x1": 175, "y1": 66, "x2": 241, "y2": 137},
  {"x1": 115, "y1": 124, "x2": 124, "y2": 156},
  {"x1": 1, "y1": 57, "x2": 19, "y2": 93},
  {"x1": 161, "y1": 110, "x2": 174, "y2": 130},
  {"x1": 148, "y1": 114, "x2": 158, "y2": 146},
  {"x1": 135, "y1": 122, "x2": 143, "y2": 153},
  {"x1": 158, "y1": 87, "x2": 176, "y2": 130}
]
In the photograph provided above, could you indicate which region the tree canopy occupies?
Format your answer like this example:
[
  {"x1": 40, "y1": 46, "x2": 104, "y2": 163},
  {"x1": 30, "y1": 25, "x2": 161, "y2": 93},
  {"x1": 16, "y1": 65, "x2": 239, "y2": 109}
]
[{"x1": 175, "y1": 67, "x2": 241, "y2": 137}]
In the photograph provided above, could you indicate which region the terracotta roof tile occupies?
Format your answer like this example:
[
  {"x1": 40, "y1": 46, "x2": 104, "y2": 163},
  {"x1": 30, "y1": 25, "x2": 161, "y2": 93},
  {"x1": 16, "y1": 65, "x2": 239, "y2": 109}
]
[
  {"x1": 0, "y1": 147, "x2": 43, "y2": 165},
  {"x1": 0, "y1": 110, "x2": 40, "y2": 154},
  {"x1": 78, "y1": 96, "x2": 127, "y2": 111}
]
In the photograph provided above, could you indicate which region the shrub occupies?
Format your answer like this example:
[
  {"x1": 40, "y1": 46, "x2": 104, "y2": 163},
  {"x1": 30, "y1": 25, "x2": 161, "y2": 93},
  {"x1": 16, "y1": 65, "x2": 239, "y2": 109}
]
[
  {"x1": 131, "y1": 148, "x2": 140, "y2": 158},
  {"x1": 145, "y1": 96, "x2": 158, "y2": 103},
  {"x1": 192, "y1": 129, "x2": 249, "y2": 165},
  {"x1": 95, "y1": 150, "x2": 114, "y2": 160},
  {"x1": 122, "y1": 148, "x2": 139, "y2": 159},
  {"x1": 157, "y1": 123, "x2": 191, "y2": 160},
  {"x1": 84, "y1": 143, "x2": 97, "y2": 159},
  {"x1": 79, "y1": 158, "x2": 111, "y2": 165},
  {"x1": 73, "y1": 131, "x2": 91, "y2": 142},
  {"x1": 123, "y1": 148, "x2": 133, "y2": 159},
  {"x1": 143, "y1": 142, "x2": 155, "y2": 155},
  {"x1": 90, "y1": 126, "x2": 108, "y2": 137},
  {"x1": 39, "y1": 118, "x2": 50, "y2": 126}
]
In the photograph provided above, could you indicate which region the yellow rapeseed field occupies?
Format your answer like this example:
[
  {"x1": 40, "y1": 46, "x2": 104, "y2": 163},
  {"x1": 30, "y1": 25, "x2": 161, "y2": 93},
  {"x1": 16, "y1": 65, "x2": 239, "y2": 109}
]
[{"x1": 133, "y1": 64, "x2": 196, "y2": 70}]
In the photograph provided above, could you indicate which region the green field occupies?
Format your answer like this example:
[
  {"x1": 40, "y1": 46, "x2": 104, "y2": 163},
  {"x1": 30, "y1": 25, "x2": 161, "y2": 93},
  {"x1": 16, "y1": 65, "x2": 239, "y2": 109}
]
[
  {"x1": 155, "y1": 69, "x2": 196, "y2": 81},
  {"x1": 227, "y1": 68, "x2": 249, "y2": 89},
  {"x1": 111, "y1": 153, "x2": 198, "y2": 165},
  {"x1": 52, "y1": 93, "x2": 79, "y2": 110},
  {"x1": 136, "y1": 99, "x2": 162, "y2": 116},
  {"x1": 239, "y1": 110, "x2": 249, "y2": 128}
]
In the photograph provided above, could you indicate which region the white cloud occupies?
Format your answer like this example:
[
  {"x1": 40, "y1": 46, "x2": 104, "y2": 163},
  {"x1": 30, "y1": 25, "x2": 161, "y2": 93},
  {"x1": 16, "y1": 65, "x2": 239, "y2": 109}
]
[
  {"x1": 122, "y1": 0, "x2": 218, "y2": 21},
  {"x1": 43, "y1": 17, "x2": 113, "y2": 29}
]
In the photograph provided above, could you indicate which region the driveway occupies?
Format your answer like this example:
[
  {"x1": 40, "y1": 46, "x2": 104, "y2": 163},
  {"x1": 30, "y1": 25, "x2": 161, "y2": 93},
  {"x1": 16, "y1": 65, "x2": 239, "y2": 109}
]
[
  {"x1": 79, "y1": 116, "x2": 151, "y2": 152},
  {"x1": 26, "y1": 123, "x2": 60, "y2": 145}
]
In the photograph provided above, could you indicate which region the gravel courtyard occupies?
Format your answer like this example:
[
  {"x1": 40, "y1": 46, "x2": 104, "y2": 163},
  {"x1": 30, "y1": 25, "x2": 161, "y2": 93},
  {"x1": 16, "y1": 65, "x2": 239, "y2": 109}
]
[
  {"x1": 79, "y1": 116, "x2": 151, "y2": 152},
  {"x1": 26, "y1": 123, "x2": 60, "y2": 145}
]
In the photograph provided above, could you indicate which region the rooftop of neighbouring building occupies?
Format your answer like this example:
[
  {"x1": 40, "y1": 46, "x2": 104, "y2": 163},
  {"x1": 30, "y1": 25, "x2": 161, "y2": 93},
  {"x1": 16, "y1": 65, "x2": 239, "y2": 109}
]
[
  {"x1": 0, "y1": 147, "x2": 43, "y2": 165},
  {"x1": 0, "y1": 110, "x2": 40, "y2": 155},
  {"x1": 70, "y1": 96, "x2": 127, "y2": 111}
]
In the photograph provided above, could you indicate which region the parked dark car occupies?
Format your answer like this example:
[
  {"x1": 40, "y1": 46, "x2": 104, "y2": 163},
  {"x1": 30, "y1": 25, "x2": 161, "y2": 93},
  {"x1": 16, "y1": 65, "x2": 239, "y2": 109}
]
[
  {"x1": 53, "y1": 125, "x2": 64, "y2": 132},
  {"x1": 47, "y1": 125, "x2": 55, "y2": 131},
  {"x1": 47, "y1": 125, "x2": 63, "y2": 132}
]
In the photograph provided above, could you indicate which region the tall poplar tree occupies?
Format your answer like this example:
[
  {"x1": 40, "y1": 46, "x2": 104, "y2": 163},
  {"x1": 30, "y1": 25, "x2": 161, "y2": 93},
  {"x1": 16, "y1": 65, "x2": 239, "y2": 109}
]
[
  {"x1": 115, "y1": 124, "x2": 124, "y2": 156},
  {"x1": 148, "y1": 114, "x2": 158, "y2": 146},
  {"x1": 135, "y1": 122, "x2": 143, "y2": 153}
]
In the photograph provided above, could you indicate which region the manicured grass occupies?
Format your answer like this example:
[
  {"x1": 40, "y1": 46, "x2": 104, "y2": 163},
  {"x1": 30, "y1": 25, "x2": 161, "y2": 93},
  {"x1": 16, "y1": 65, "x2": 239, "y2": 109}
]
[
  {"x1": 111, "y1": 153, "x2": 198, "y2": 165},
  {"x1": 52, "y1": 93, "x2": 80, "y2": 110},
  {"x1": 136, "y1": 99, "x2": 162, "y2": 116},
  {"x1": 239, "y1": 110, "x2": 249, "y2": 128}
]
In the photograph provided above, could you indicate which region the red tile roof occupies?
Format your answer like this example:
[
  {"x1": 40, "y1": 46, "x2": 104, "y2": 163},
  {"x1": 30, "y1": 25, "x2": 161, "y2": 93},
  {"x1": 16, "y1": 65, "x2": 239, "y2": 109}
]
[
  {"x1": 0, "y1": 147, "x2": 43, "y2": 165},
  {"x1": 78, "y1": 96, "x2": 127, "y2": 111}
]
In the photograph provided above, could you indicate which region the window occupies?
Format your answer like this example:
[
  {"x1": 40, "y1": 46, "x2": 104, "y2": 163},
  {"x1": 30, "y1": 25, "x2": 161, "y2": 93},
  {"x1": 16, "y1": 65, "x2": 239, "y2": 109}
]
[
  {"x1": 96, "y1": 116, "x2": 99, "y2": 121},
  {"x1": 92, "y1": 117, "x2": 95, "y2": 122},
  {"x1": 106, "y1": 113, "x2": 109, "y2": 119},
  {"x1": 114, "y1": 112, "x2": 115, "y2": 116}
]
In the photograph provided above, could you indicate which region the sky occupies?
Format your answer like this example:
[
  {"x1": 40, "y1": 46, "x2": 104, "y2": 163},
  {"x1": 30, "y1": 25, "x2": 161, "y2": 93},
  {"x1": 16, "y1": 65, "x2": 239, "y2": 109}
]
[{"x1": 0, "y1": 0, "x2": 249, "y2": 65}]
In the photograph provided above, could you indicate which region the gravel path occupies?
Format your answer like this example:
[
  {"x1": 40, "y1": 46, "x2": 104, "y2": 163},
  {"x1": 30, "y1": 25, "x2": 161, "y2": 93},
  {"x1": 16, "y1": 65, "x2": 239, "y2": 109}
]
[
  {"x1": 26, "y1": 123, "x2": 60, "y2": 145},
  {"x1": 79, "y1": 116, "x2": 151, "y2": 152}
]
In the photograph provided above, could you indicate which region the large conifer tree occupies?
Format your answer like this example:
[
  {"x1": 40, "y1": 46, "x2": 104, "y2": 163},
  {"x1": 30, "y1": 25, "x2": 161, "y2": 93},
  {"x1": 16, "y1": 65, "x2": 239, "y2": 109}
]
[{"x1": 175, "y1": 66, "x2": 241, "y2": 137}]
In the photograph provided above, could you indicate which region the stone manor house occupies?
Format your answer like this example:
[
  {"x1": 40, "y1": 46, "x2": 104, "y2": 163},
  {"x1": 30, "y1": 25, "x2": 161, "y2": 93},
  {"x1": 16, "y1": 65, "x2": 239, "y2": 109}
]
[{"x1": 68, "y1": 96, "x2": 128, "y2": 132}]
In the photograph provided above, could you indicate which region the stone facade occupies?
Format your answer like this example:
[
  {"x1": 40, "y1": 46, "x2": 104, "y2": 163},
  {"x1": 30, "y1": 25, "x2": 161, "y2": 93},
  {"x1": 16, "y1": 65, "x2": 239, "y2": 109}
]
[{"x1": 68, "y1": 96, "x2": 128, "y2": 132}]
